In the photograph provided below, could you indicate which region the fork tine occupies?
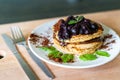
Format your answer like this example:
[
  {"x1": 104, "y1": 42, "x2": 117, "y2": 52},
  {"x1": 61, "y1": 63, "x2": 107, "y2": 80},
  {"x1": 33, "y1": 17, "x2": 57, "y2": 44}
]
[
  {"x1": 15, "y1": 27, "x2": 23, "y2": 41},
  {"x1": 10, "y1": 27, "x2": 17, "y2": 42},
  {"x1": 17, "y1": 27, "x2": 25, "y2": 41},
  {"x1": 12, "y1": 27, "x2": 19, "y2": 42},
  {"x1": 11, "y1": 26, "x2": 25, "y2": 43}
]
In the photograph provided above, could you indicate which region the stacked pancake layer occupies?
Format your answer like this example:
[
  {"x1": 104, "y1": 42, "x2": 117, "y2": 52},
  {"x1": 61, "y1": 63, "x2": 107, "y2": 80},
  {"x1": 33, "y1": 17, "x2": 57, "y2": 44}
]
[{"x1": 53, "y1": 17, "x2": 103, "y2": 55}]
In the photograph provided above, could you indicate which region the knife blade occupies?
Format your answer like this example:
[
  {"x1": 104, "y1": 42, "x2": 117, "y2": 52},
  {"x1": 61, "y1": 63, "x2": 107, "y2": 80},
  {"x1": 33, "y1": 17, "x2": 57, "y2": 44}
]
[
  {"x1": 24, "y1": 42, "x2": 55, "y2": 79},
  {"x1": 2, "y1": 34, "x2": 38, "y2": 80}
]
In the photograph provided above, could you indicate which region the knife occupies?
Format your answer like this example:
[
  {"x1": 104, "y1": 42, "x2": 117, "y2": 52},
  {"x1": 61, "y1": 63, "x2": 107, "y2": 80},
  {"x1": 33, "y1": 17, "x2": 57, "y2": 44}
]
[
  {"x1": 24, "y1": 43, "x2": 55, "y2": 80},
  {"x1": 2, "y1": 34, "x2": 38, "y2": 80}
]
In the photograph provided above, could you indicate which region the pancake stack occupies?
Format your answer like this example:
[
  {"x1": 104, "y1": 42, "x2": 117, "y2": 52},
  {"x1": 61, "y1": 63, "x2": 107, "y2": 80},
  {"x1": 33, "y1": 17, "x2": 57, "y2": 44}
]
[{"x1": 53, "y1": 16, "x2": 103, "y2": 55}]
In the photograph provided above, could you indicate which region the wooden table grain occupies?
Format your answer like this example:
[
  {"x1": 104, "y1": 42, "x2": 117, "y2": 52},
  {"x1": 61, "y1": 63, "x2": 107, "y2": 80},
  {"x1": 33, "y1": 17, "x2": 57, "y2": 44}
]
[{"x1": 0, "y1": 10, "x2": 120, "y2": 80}]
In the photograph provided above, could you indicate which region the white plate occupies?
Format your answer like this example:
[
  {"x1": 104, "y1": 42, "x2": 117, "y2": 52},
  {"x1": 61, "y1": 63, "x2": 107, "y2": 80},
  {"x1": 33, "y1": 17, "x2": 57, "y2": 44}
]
[{"x1": 28, "y1": 19, "x2": 120, "y2": 69}]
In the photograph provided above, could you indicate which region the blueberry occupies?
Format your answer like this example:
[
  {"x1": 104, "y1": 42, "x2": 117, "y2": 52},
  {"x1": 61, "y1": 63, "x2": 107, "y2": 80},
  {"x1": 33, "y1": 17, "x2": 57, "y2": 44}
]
[
  {"x1": 81, "y1": 25, "x2": 86, "y2": 30},
  {"x1": 63, "y1": 32, "x2": 70, "y2": 39},
  {"x1": 67, "y1": 25, "x2": 73, "y2": 31},
  {"x1": 60, "y1": 23, "x2": 66, "y2": 28},
  {"x1": 58, "y1": 24, "x2": 71, "y2": 40},
  {"x1": 58, "y1": 31, "x2": 63, "y2": 39},
  {"x1": 79, "y1": 29, "x2": 83, "y2": 34},
  {"x1": 71, "y1": 24, "x2": 79, "y2": 35},
  {"x1": 66, "y1": 15, "x2": 75, "y2": 24},
  {"x1": 71, "y1": 29, "x2": 77, "y2": 35},
  {"x1": 79, "y1": 26, "x2": 84, "y2": 34},
  {"x1": 91, "y1": 23, "x2": 98, "y2": 29},
  {"x1": 84, "y1": 30, "x2": 89, "y2": 34},
  {"x1": 84, "y1": 19, "x2": 90, "y2": 23},
  {"x1": 61, "y1": 19, "x2": 65, "y2": 23},
  {"x1": 91, "y1": 24, "x2": 96, "y2": 29}
]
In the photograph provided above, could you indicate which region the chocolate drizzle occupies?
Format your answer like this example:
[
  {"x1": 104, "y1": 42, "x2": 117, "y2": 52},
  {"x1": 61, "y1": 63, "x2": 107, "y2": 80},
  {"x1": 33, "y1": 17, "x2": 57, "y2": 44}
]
[
  {"x1": 57, "y1": 37, "x2": 103, "y2": 47},
  {"x1": 100, "y1": 34, "x2": 115, "y2": 50},
  {"x1": 29, "y1": 33, "x2": 51, "y2": 47}
]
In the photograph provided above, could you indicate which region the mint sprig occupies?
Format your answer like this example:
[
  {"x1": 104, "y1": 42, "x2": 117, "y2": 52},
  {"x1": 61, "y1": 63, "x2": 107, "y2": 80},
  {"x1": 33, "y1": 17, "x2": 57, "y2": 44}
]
[
  {"x1": 96, "y1": 50, "x2": 110, "y2": 57},
  {"x1": 79, "y1": 54, "x2": 97, "y2": 61},
  {"x1": 76, "y1": 16, "x2": 84, "y2": 21},
  {"x1": 61, "y1": 54, "x2": 74, "y2": 63},
  {"x1": 68, "y1": 16, "x2": 84, "y2": 25},
  {"x1": 39, "y1": 46, "x2": 110, "y2": 62},
  {"x1": 39, "y1": 46, "x2": 74, "y2": 63},
  {"x1": 68, "y1": 20, "x2": 77, "y2": 25},
  {"x1": 79, "y1": 50, "x2": 110, "y2": 61},
  {"x1": 39, "y1": 46, "x2": 57, "y2": 53}
]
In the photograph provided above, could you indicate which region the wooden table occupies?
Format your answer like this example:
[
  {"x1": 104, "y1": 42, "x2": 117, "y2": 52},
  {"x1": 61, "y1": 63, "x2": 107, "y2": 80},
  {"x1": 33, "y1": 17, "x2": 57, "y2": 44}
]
[{"x1": 0, "y1": 10, "x2": 120, "y2": 80}]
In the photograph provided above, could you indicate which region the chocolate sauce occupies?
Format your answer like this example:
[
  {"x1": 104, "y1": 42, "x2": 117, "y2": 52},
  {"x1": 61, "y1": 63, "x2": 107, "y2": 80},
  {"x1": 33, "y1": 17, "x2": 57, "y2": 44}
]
[
  {"x1": 103, "y1": 34, "x2": 113, "y2": 42},
  {"x1": 104, "y1": 34, "x2": 112, "y2": 39},
  {"x1": 56, "y1": 37, "x2": 103, "y2": 47},
  {"x1": 49, "y1": 56, "x2": 62, "y2": 63},
  {"x1": 99, "y1": 34, "x2": 115, "y2": 50},
  {"x1": 78, "y1": 37, "x2": 103, "y2": 44},
  {"x1": 29, "y1": 33, "x2": 51, "y2": 47},
  {"x1": 105, "y1": 40, "x2": 115, "y2": 45},
  {"x1": 100, "y1": 45, "x2": 109, "y2": 49},
  {"x1": 41, "y1": 37, "x2": 49, "y2": 46}
]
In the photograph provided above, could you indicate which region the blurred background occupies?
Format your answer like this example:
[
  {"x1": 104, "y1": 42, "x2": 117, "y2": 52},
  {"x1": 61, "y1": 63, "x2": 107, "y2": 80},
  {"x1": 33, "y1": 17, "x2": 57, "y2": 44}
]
[{"x1": 0, "y1": 0, "x2": 120, "y2": 24}]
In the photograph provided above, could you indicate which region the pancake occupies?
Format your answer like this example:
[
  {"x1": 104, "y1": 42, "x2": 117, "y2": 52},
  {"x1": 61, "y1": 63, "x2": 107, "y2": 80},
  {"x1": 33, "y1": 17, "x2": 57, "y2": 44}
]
[
  {"x1": 52, "y1": 16, "x2": 104, "y2": 55},
  {"x1": 53, "y1": 39, "x2": 103, "y2": 55},
  {"x1": 54, "y1": 36, "x2": 103, "y2": 48}
]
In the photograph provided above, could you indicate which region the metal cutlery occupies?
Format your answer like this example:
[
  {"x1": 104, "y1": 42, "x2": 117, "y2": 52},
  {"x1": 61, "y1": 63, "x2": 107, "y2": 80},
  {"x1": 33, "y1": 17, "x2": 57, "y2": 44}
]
[
  {"x1": 10, "y1": 26, "x2": 55, "y2": 80},
  {"x1": 2, "y1": 34, "x2": 38, "y2": 80}
]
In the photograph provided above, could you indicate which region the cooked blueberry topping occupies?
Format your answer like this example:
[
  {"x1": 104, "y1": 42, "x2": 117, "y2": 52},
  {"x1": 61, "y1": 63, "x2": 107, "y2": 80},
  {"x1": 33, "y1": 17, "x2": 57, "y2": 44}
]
[{"x1": 58, "y1": 16, "x2": 99, "y2": 40}]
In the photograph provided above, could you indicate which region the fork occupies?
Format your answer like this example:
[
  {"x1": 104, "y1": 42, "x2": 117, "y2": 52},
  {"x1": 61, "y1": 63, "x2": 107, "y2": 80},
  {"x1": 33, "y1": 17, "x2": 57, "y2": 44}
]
[{"x1": 10, "y1": 26, "x2": 55, "y2": 80}]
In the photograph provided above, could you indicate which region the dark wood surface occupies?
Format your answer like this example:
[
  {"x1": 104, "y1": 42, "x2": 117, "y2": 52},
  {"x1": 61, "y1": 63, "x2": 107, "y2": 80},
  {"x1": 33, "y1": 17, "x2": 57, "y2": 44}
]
[{"x1": 0, "y1": 0, "x2": 120, "y2": 24}]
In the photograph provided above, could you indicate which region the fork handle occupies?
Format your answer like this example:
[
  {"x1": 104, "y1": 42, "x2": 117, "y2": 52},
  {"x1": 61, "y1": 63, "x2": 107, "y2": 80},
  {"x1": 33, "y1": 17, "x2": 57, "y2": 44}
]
[{"x1": 23, "y1": 44, "x2": 55, "y2": 79}]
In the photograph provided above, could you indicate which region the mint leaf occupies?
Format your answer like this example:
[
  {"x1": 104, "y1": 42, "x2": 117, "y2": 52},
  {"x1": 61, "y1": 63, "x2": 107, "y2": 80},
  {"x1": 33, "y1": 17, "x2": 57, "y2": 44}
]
[
  {"x1": 39, "y1": 46, "x2": 57, "y2": 53},
  {"x1": 53, "y1": 52, "x2": 63, "y2": 58},
  {"x1": 68, "y1": 16, "x2": 84, "y2": 25},
  {"x1": 79, "y1": 54, "x2": 97, "y2": 61},
  {"x1": 67, "y1": 54, "x2": 74, "y2": 60},
  {"x1": 61, "y1": 54, "x2": 74, "y2": 63},
  {"x1": 68, "y1": 20, "x2": 77, "y2": 25},
  {"x1": 79, "y1": 55, "x2": 88, "y2": 61},
  {"x1": 61, "y1": 54, "x2": 69, "y2": 63},
  {"x1": 48, "y1": 51, "x2": 62, "y2": 59},
  {"x1": 96, "y1": 50, "x2": 110, "y2": 57},
  {"x1": 75, "y1": 16, "x2": 84, "y2": 22}
]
